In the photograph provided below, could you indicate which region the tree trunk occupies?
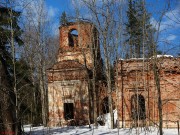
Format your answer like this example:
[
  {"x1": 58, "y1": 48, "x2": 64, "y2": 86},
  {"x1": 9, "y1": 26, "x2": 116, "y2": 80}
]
[
  {"x1": 103, "y1": 39, "x2": 114, "y2": 129},
  {"x1": 153, "y1": 63, "x2": 163, "y2": 135},
  {"x1": 0, "y1": 58, "x2": 15, "y2": 134},
  {"x1": 120, "y1": 60, "x2": 124, "y2": 128},
  {"x1": 39, "y1": 70, "x2": 47, "y2": 126},
  {"x1": 92, "y1": 78, "x2": 98, "y2": 127}
]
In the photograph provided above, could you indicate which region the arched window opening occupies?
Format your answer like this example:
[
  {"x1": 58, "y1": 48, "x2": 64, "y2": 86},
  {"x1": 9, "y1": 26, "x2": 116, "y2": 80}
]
[
  {"x1": 131, "y1": 94, "x2": 146, "y2": 120},
  {"x1": 102, "y1": 97, "x2": 115, "y2": 114},
  {"x1": 69, "y1": 29, "x2": 78, "y2": 47}
]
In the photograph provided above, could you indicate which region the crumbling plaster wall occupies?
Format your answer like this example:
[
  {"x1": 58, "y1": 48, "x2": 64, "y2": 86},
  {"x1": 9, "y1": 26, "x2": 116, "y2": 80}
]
[
  {"x1": 48, "y1": 79, "x2": 89, "y2": 126},
  {"x1": 116, "y1": 57, "x2": 180, "y2": 128},
  {"x1": 47, "y1": 22, "x2": 100, "y2": 126}
]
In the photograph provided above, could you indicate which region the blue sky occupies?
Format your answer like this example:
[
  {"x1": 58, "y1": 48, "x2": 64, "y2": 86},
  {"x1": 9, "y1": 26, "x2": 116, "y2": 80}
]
[
  {"x1": 46, "y1": 0, "x2": 72, "y2": 15},
  {"x1": 45, "y1": 0, "x2": 180, "y2": 56}
]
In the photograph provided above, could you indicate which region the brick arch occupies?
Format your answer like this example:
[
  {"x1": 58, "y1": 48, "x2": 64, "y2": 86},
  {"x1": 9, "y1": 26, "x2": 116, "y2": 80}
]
[
  {"x1": 101, "y1": 97, "x2": 115, "y2": 114},
  {"x1": 131, "y1": 94, "x2": 146, "y2": 120},
  {"x1": 59, "y1": 22, "x2": 98, "y2": 49},
  {"x1": 68, "y1": 29, "x2": 78, "y2": 47}
]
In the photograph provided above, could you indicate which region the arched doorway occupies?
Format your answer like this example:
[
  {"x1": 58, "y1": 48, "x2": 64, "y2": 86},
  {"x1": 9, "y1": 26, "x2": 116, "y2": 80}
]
[
  {"x1": 131, "y1": 94, "x2": 146, "y2": 120},
  {"x1": 101, "y1": 97, "x2": 115, "y2": 114}
]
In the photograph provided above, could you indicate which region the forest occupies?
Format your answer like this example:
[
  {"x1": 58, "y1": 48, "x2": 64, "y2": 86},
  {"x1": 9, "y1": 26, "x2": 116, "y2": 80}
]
[{"x1": 0, "y1": 0, "x2": 179, "y2": 135}]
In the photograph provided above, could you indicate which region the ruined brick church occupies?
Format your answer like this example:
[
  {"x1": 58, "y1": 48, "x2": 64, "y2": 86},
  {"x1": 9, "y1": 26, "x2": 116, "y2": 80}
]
[{"x1": 47, "y1": 21, "x2": 180, "y2": 128}]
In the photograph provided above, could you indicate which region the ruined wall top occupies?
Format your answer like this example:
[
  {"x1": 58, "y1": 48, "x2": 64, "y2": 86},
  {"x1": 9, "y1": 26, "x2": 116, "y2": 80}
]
[
  {"x1": 116, "y1": 57, "x2": 180, "y2": 73},
  {"x1": 56, "y1": 21, "x2": 100, "y2": 69},
  {"x1": 59, "y1": 21, "x2": 98, "y2": 51}
]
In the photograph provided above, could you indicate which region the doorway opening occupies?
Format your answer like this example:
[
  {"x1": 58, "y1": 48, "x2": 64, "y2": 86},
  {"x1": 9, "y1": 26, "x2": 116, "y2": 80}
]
[
  {"x1": 102, "y1": 97, "x2": 115, "y2": 114},
  {"x1": 64, "y1": 103, "x2": 74, "y2": 120}
]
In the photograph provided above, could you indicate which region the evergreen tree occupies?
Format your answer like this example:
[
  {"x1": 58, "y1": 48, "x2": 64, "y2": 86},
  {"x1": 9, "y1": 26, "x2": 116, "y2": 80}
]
[
  {"x1": 125, "y1": 0, "x2": 138, "y2": 58},
  {"x1": 125, "y1": 0, "x2": 155, "y2": 58},
  {"x1": 60, "y1": 11, "x2": 68, "y2": 25},
  {"x1": 0, "y1": 6, "x2": 23, "y2": 134}
]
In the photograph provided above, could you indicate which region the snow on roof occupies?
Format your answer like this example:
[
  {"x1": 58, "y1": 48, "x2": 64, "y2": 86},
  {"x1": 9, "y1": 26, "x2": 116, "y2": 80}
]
[
  {"x1": 156, "y1": 55, "x2": 173, "y2": 58},
  {"x1": 150, "y1": 55, "x2": 174, "y2": 59},
  {"x1": 129, "y1": 58, "x2": 145, "y2": 60},
  {"x1": 119, "y1": 55, "x2": 174, "y2": 61}
]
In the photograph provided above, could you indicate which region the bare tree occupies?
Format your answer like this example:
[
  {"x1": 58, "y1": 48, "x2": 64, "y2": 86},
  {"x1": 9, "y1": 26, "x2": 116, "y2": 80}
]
[
  {"x1": 78, "y1": 0, "x2": 125, "y2": 129},
  {"x1": 21, "y1": 0, "x2": 59, "y2": 126}
]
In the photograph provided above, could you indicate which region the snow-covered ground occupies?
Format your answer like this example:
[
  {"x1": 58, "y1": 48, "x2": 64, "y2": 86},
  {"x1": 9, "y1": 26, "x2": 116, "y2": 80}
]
[
  {"x1": 24, "y1": 111, "x2": 179, "y2": 134},
  {"x1": 24, "y1": 125, "x2": 179, "y2": 135}
]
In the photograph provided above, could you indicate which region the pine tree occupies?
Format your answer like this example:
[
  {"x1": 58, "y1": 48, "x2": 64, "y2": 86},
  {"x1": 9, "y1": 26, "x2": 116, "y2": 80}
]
[
  {"x1": 125, "y1": 0, "x2": 138, "y2": 58},
  {"x1": 0, "y1": 6, "x2": 23, "y2": 134},
  {"x1": 125, "y1": 0, "x2": 155, "y2": 58},
  {"x1": 60, "y1": 11, "x2": 68, "y2": 25}
]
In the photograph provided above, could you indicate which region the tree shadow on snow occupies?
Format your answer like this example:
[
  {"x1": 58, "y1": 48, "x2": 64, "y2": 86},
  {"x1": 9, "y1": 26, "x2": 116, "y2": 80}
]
[{"x1": 25, "y1": 126, "x2": 92, "y2": 135}]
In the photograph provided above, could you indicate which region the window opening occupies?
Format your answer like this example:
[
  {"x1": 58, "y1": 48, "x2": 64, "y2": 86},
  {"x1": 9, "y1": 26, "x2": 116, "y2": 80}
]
[{"x1": 69, "y1": 29, "x2": 78, "y2": 47}]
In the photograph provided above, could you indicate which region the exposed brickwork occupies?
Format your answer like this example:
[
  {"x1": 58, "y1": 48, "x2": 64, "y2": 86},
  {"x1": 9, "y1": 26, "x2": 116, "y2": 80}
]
[
  {"x1": 48, "y1": 80, "x2": 89, "y2": 126},
  {"x1": 47, "y1": 21, "x2": 101, "y2": 126},
  {"x1": 57, "y1": 22, "x2": 99, "y2": 69},
  {"x1": 116, "y1": 57, "x2": 180, "y2": 128},
  {"x1": 47, "y1": 21, "x2": 179, "y2": 128}
]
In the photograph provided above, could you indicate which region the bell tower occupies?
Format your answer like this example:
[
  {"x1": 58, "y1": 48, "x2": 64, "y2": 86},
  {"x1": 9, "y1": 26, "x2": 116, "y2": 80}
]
[
  {"x1": 47, "y1": 21, "x2": 102, "y2": 126},
  {"x1": 57, "y1": 21, "x2": 99, "y2": 69}
]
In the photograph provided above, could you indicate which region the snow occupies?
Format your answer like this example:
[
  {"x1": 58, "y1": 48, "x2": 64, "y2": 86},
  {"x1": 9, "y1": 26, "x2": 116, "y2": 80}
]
[
  {"x1": 24, "y1": 125, "x2": 179, "y2": 135},
  {"x1": 97, "y1": 109, "x2": 117, "y2": 128},
  {"x1": 156, "y1": 55, "x2": 173, "y2": 58},
  {"x1": 150, "y1": 55, "x2": 174, "y2": 59},
  {"x1": 129, "y1": 58, "x2": 145, "y2": 60},
  {"x1": 119, "y1": 55, "x2": 174, "y2": 61},
  {"x1": 24, "y1": 110, "x2": 179, "y2": 134}
]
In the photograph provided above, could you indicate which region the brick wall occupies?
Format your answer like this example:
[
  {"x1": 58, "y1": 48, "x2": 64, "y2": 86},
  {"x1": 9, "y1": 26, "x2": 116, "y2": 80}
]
[{"x1": 116, "y1": 57, "x2": 180, "y2": 128}]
